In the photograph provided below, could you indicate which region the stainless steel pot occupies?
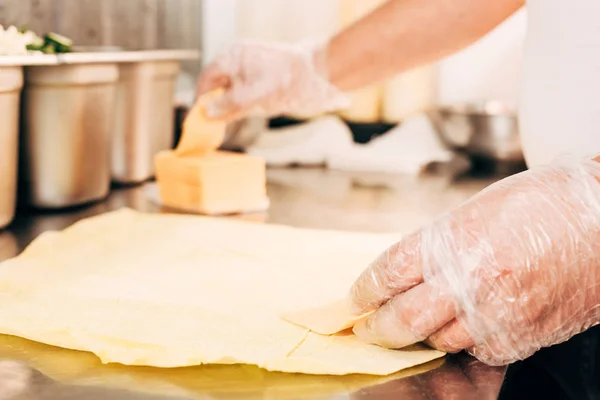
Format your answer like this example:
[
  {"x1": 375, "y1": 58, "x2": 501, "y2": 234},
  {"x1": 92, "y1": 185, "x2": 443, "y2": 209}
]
[
  {"x1": 427, "y1": 101, "x2": 524, "y2": 164},
  {"x1": 0, "y1": 66, "x2": 23, "y2": 229},
  {"x1": 111, "y1": 60, "x2": 180, "y2": 184},
  {"x1": 21, "y1": 63, "x2": 119, "y2": 209}
]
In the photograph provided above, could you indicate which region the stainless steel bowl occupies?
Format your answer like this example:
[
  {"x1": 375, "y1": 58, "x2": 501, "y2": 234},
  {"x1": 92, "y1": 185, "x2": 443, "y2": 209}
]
[{"x1": 427, "y1": 101, "x2": 525, "y2": 165}]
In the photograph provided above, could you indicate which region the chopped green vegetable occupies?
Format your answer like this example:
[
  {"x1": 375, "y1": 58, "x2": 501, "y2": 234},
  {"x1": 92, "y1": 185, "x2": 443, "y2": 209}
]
[
  {"x1": 41, "y1": 43, "x2": 56, "y2": 54},
  {"x1": 44, "y1": 32, "x2": 73, "y2": 53},
  {"x1": 7, "y1": 28, "x2": 74, "y2": 54},
  {"x1": 26, "y1": 35, "x2": 45, "y2": 51}
]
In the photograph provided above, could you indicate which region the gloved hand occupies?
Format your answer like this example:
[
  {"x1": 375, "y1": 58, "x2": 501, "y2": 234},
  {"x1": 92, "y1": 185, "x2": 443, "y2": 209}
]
[
  {"x1": 196, "y1": 40, "x2": 349, "y2": 119},
  {"x1": 349, "y1": 155, "x2": 600, "y2": 366}
]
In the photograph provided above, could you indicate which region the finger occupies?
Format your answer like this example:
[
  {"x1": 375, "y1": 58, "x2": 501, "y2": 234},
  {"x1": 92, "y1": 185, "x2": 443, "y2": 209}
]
[
  {"x1": 204, "y1": 90, "x2": 244, "y2": 120},
  {"x1": 205, "y1": 79, "x2": 274, "y2": 119},
  {"x1": 196, "y1": 63, "x2": 232, "y2": 98},
  {"x1": 425, "y1": 319, "x2": 475, "y2": 353},
  {"x1": 349, "y1": 232, "x2": 423, "y2": 314},
  {"x1": 205, "y1": 88, "x2": 255, "y2": 120},
  {"x1": 353, "y1": 283, "x2": 455, "y2": 349}
]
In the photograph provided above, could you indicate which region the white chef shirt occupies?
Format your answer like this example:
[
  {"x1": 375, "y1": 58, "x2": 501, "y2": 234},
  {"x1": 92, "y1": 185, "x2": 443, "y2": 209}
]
[{"x1": 519, "y1": 0, "x2": 600, "y2": 167}]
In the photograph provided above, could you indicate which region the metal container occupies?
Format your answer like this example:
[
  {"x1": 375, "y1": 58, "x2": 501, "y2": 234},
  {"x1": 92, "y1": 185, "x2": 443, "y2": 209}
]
[
  {"x1": 111, "y1": 60, "x2": 180, "y2": 184},
  {"x1": 21, "y1": 63, "x2": 119, "y2": 208},
  {"x1": 428, "y1": 101, "x2": 525, "y2": 165},
  {"x1": 0, "y1": 66, "x2": 23, "y2": 229}
]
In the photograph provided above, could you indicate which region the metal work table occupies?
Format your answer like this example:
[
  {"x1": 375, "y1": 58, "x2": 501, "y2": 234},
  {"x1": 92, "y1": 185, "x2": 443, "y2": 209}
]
[{"x1": 0, "y1": 168, "x2": 595, "y2": 399}]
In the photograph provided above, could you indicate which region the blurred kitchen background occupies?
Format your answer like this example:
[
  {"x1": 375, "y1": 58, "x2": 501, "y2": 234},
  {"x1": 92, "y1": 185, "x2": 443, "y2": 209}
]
[
  {"x1": 0, "y1": 0, "x2": 201, "y2": 69},
  {"x1": 0, "y1": 0, "x2": 527, "y2": 114},
  {"x1": 0, "y1": 0, "x2": 528, "y2": 230}
]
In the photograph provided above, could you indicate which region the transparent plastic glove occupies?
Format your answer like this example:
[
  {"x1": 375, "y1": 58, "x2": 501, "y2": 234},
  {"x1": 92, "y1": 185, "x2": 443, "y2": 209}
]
[
  {"x1": 349, "y1": 155, "x2": 600, "y2": 366},
  {"x1": 196, "y1": 40, "x2": 349, "y2": 119}
]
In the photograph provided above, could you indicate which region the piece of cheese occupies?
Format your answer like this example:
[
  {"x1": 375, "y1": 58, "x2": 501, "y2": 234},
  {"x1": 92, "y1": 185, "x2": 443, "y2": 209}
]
[
  {"x1": 175, "y1": 90, "x2": 226, "y2": 156},
  {"x1": 282, "y1": 299, "x2": 374, "y2": 335},
  {"x1": 155, "y1": 150, "x2": 268, "y2": 215},
  {"x1": 156, "y1": 89, "x2": 268, "y2": 215}
]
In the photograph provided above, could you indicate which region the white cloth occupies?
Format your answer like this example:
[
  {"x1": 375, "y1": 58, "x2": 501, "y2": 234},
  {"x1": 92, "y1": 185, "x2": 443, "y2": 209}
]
[
  {"x1": 247, "y1": 116, "x2": 354, "y2": 167},
  {"x1": 328, "y1": 115, "x2": 453, "y2": 174},
  {"x1": 248, "y1": 115, "x2": 453, "y2": 174}
]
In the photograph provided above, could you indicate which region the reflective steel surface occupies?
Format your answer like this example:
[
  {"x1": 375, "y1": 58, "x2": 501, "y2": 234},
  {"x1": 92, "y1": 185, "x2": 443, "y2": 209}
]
[{"x1": 0, "y1": 168, "x2": 508, "y2": 399}]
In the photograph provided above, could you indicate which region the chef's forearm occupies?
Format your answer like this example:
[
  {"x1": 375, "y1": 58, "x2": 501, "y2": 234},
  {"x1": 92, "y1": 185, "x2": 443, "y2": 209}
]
[{"x1": 326, "y1": 0, "x2": 525, "y2": 91}]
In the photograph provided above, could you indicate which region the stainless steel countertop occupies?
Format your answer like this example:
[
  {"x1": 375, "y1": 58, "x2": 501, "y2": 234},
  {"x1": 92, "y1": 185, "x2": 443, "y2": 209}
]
[{"x1": 0, "y1": 168, "x2": 507, "y2": 400}]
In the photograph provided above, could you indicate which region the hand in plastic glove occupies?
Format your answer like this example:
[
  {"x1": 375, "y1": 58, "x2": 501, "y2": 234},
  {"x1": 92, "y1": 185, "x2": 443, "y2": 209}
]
[
  {"x1": 349, "y1": 155, "x2": 600, "y2": 366},
  {"x1": 196, "y1": 40, "x2": 349, "y2": 119}
]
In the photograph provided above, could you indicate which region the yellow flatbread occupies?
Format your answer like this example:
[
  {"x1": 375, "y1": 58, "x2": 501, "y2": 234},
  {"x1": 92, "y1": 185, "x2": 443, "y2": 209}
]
[{"x1": 0, "y1": 209, "x2": 444, "y2": 375}]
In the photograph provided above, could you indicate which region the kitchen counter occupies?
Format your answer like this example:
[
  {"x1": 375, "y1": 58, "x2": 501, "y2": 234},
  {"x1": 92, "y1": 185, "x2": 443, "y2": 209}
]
[
  {"x1": 0, "y1": 168, "x2": 595, "y2": 399},
  {"x1": 2, "y1": 167, "x2": 491, "y2": 257}
]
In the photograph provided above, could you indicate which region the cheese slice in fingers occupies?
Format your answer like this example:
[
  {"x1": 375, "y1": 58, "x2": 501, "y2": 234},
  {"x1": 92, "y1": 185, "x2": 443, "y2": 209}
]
[
  {"x1": 283, "y1": 299, "x2": 374, "y2": 335},
  {"x1": 175, "y1": 90, "x2": 226, "y2": 156}
]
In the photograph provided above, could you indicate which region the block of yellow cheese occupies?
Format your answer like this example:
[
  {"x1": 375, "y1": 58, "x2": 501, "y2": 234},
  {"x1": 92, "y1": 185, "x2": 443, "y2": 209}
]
[
  {"x1": 155, "y1": 150, "x2": 268, "y2": 215},
  {"x1": 155, "y1": 90, "x2": 268, "y2": 215}
]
